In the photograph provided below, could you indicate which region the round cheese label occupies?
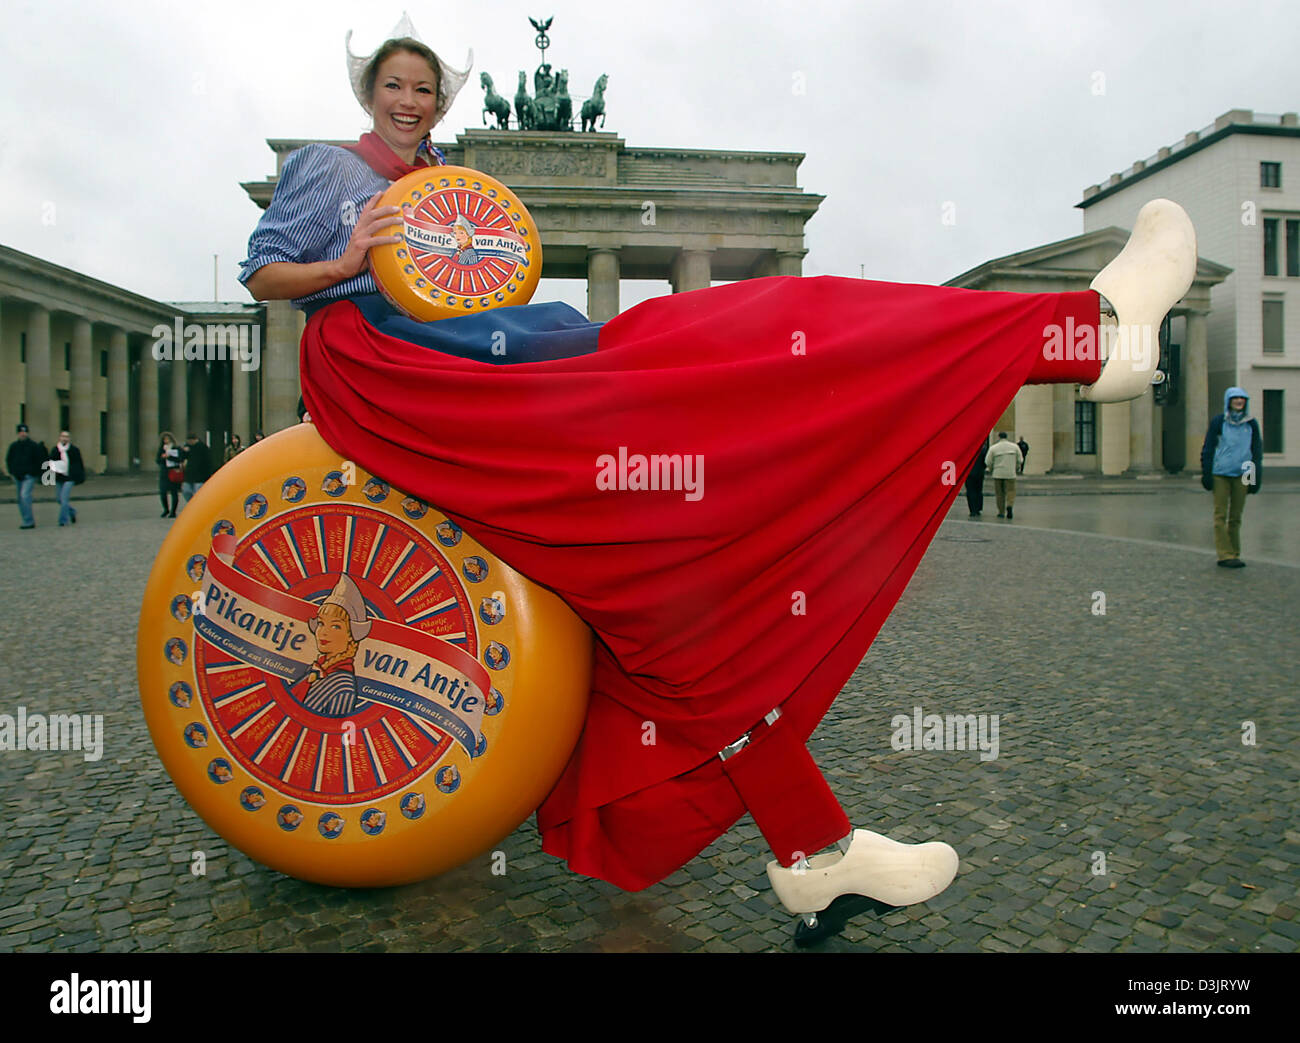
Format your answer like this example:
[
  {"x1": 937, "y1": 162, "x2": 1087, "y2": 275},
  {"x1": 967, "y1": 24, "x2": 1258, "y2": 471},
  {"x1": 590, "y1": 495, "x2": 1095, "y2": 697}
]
[
  {"x1": 138, "y1": 424, "x2": 590, "y2": 887},
  {"x1": 369, "y1": 166, "x2": 542, "y2": 322}
]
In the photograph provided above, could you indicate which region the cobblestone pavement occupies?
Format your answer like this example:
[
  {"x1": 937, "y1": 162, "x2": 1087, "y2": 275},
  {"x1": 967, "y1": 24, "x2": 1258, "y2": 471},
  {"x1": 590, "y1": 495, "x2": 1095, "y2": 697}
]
[{"x1": 0, "y1": 502, "x2": 1296, "y2": 953}]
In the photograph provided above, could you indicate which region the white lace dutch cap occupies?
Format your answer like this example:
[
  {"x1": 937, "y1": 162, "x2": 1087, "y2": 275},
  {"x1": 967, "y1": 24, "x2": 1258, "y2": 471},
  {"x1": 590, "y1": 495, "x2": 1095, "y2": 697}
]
[{"x1": 346, "y1": 10, "x2": 472, "y2": 126}]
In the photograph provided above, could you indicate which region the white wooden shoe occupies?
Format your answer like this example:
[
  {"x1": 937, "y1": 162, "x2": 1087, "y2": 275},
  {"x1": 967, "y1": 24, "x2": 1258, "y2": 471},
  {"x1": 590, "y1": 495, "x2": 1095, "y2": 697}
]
[
  {"x1": 766, "y1": 829, "x2": 959, "y2": 915},
  {"x1": 1080, "y1": 198, "x2": 1197, "y2": 403}
]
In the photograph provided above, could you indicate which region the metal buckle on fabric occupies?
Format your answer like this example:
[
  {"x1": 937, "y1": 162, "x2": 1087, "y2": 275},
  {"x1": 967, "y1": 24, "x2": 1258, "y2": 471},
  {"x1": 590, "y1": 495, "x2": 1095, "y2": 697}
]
[
  {"x1": 718, "y1": 732, "x2": 752, "y2": 762},
  {"x1": 718, "y1": 707, "x2": 784, "y2": 761}
]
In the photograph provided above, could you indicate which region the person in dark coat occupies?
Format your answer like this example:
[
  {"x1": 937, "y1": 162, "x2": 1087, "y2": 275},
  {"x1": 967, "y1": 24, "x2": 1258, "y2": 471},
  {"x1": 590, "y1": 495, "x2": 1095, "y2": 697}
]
[
  {"x1": 6, "y1": 423, "x2": 46, "y2": 529},
  {"x1": 157, "y1": 431, "x2": 182, "y2": 517},
  {"x1": 49, "y1": 430, "x2": 85, "y2": 526},
  {"x1": 964, "y1": 437, "x2": 988, "y2": 517},
  {"x1": 1200, "y1": 386, "x2": 1263, "y2": 568},
  {"x1": 180, "y1": 433, "x2": 213, "y2": 505},
  {"x1": 1016, "y1": 436, "x2": 1030, "y2": 475}
]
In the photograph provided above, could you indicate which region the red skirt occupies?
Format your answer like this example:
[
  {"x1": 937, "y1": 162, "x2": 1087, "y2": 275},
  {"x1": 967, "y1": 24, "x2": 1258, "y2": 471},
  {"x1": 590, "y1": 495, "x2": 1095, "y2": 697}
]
[{"x1": 300, "y1": 276, "x2": 1100, "y2": 890}]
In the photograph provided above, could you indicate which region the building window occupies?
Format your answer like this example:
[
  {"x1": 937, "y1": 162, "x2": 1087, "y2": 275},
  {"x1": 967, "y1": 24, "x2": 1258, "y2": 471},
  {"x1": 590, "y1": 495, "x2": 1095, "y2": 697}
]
[
  {"x1": 1074, "y1": 401, "x2": 1096, "y2": 455},
  {"x1": 1261, "y1": 161, "x2": 1281, "y2": 188},
  {"x1": 99, "y1": 411, "x2": 108, "y2": 455},
  {"x1": 1263, "y1": 218, "x2": 1299, "y2": 277},
  {"x1": 1263, "y1": 300, "x2": 1284, "y2": 353},
  {"x1": 1262, "y1": 390, "x2": 1284, "y2": 454}
]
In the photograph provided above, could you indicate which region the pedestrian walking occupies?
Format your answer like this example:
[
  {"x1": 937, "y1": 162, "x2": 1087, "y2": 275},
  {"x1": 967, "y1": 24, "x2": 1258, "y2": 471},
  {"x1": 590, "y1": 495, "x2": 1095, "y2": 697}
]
[
  {"x1": 5, "y1": 423, "x2": 45, "y2": 529},
  {"x1": 223, "y1": 434, "x2": 244, "y2": 466},
  {"x1": 158, "y1": 432, "x2": 183, "y2": 517},
  {"x1": 48, "y1": 430, "x2": 85, "y2": 526},
  {"x1": 1200, "y1": 386, "x2": 1263, "y2": 568},
  {"x1": 1016, "y1": 435, "x2": 1030, "y2": 475},
  {"x1": 964, "y1": 437, "x2": 988, "y2": 517},
  {"x1": 985, "y1": 432, "x2": 1022, "y2": 519},
  {"x1": 180, "y1": 434, "x2": 213, "y2": 504}
]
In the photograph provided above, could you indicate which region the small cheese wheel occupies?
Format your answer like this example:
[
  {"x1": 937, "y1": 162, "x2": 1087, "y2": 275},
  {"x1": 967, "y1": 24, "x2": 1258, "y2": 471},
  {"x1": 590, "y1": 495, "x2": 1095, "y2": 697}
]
[
  {"x1": 138, "y1": 423, "x2": 590, "y2": 887},
  {"x1": 369, "y1": 165, "x2": 543, "y2": 322}
]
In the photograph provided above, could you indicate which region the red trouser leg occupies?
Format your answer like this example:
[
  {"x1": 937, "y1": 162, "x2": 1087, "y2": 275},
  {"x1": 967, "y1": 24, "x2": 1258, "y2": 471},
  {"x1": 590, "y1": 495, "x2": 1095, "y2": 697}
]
[
  {"x1": 719, "y1": 717, "x2": 850, "y2": 868},
  {"x1": 1023, "y1": 291, "x2": 1103, "y2": 385}
]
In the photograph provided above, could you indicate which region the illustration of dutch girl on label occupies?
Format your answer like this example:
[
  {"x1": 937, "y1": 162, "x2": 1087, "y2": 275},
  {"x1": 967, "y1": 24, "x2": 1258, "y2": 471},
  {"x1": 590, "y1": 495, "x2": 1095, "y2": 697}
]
[
  {"x1": 451, "y1": 214, "x2": 480, "y2": 266},
  {"x1": 290, "y1": 575, "x2": 372, "y2": 718}
]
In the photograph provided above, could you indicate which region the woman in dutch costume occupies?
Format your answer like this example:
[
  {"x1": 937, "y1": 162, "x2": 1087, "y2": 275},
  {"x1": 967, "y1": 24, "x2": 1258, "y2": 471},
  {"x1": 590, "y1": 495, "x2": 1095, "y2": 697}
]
[{"x1": 240, "y1": 21, "x2": 1198, "y2": 940}]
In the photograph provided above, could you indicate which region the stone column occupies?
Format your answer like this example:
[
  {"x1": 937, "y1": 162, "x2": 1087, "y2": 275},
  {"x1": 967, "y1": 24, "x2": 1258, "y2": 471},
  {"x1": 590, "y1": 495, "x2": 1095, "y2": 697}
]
[
  {"x1": 586, "y1": 248, "x2": 621, "y2": 322},
  {"x1": 775, "y1": 250, "x2": 805, "y2": 277},
  {"x1": 1015, "y1": 384, "x2": 1054, "y2": 475},
  {"x1": 1127, "y1": 387, "x2": 1156, "y2": 472},
  {"x1": 231, "y1": 360, "x2": 252, "y2": 447},
  {"x1": 107, "y1": 328, "x2": 129, "y2": 472},
  {"x1": 1099, "y1": 401, "x2": 1130, "y2": 475},
  {"x1": 139, "y1": 337, "x2": 159, "y2": 455},
  {"x1": 190, "y1": 361, "x2": 209, "y2": 444},
  {"x1": 264, "y1": 299, "x2": 301, "y2": 432},
  {"x1": 670, "y1": 250, "x2": 712, "y2": 293},
  {"x1": 1051, "y1": 383, "x2": 1075, "y2": 472},
  {"x1": 71, "y1": 318, "x2": 94, "y2": 455},
  {"x1": 169, "y1": 357, "x2": 188, "y2": 438},
  {"x1": 25, "y1": 305, "x2": 55, "y2": 441},
  {"x1": 1183, "y1": 310, "x2": 1209, "y2": 475},
  {"x1": 0, "y1": 299, "x2": 14, "y2": 443}
]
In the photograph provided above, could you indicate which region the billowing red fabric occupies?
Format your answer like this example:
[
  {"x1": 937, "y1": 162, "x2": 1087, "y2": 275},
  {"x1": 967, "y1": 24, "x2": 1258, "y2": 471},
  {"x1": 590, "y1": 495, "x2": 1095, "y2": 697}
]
[{"x1": 300, "y1": 276, "x2": 1100, "y2": 890}]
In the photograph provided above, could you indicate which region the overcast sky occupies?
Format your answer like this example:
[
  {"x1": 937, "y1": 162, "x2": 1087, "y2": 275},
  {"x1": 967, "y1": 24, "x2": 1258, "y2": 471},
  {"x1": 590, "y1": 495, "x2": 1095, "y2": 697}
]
[{"x1": 2, "y1": 0, "x2": 1298, "y2": 314}]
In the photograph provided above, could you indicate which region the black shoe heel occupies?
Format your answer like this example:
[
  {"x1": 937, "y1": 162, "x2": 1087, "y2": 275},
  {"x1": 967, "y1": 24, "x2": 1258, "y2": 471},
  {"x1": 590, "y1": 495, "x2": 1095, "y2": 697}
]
[{"x1": 793, "y1": 893, "x2": 899, "y2": 947}]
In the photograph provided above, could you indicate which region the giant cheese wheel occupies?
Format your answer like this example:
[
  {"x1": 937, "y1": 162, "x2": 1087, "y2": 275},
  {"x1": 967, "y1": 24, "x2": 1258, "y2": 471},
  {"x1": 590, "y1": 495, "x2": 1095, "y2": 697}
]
[
  {"x1": 369, "y1": 166, "x2": 542, "y2": 322},
  {"x1": 138, "y1": 424, "x2": 591, "y2": 887}
]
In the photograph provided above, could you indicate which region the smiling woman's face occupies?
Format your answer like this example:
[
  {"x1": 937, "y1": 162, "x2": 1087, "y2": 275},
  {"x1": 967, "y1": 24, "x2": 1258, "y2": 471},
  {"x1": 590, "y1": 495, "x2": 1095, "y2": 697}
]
[
  {"x1": 316, "y1": 612, "x2": 350, "y2": 655},
  {"x1": 370, "y1": 50, "x2": 439, "y2": 160}
]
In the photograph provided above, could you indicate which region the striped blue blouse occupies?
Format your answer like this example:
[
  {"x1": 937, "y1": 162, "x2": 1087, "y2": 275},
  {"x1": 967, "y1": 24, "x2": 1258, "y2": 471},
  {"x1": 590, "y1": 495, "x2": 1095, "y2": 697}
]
[
  {"x1": 238, "y1": 142, "x2": 603, "y2": 363},
  {"x1": 239, "y1": 144, "x2": 396, "y2": 309}
]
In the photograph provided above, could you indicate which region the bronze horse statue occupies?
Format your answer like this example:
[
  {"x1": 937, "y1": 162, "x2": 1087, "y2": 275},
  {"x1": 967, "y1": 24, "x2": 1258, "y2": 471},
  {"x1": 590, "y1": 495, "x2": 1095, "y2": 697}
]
[
  {"x1": 480, "y1": 72, "x2": 511, "y2": 129},
  {"x1": 515, "y1": 71, "x2": 536, "y2": 131},
  {"x1": 555, "y1": 70, "x2": 572, "y2": 131},
  {"x1": 581, "y1": 74, "x2": 608, "y2": 132}
]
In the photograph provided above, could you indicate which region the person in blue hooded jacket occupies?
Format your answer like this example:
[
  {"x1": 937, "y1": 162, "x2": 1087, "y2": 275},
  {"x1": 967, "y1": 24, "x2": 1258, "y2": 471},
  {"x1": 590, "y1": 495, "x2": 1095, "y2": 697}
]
[{"x1": 1200, "y1": 386, "x2": 1263, "y2": 568}]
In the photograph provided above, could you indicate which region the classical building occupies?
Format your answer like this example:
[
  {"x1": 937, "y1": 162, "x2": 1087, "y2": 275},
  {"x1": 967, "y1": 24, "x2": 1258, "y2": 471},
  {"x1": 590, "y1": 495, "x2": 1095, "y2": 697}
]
[
  {"x1": 1079, "y1": 109, "x2": 1300, "y2": 468},
  {"x1": 0, "y1": 244, "x2": 264, "y2": 474},
  {"x1": 241, "y1": 130, "x2": 824, "y2": 431}
]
